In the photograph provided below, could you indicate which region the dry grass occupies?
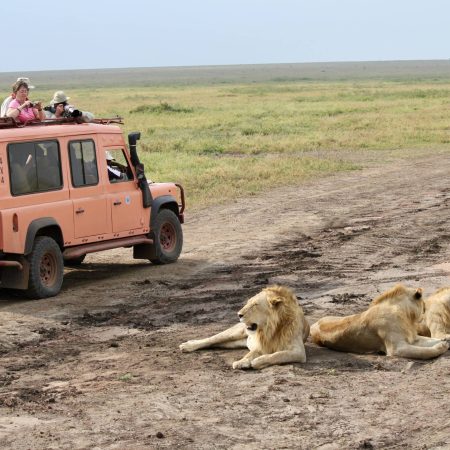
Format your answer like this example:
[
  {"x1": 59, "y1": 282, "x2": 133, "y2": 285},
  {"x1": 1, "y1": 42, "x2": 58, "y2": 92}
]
[{"x1": 3, "y1": 76, "x2": 450, "y2": 208}]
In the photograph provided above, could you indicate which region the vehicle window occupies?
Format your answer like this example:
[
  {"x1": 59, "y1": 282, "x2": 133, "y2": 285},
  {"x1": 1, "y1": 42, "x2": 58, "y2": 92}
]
[
  {"x1": 69, "y1": 140, "x2": 98, "y2": 187},
  {"x1": 8, "y1": 140, "x2": 62, "y2": 195},
  {"x1": 106, "y1": 148, "x2": 134, "y2": 183}
]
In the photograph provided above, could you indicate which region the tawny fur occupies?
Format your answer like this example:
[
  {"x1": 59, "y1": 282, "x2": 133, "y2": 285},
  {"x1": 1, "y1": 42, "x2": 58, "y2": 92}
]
[
  {"x1": 310, "y1": 284, "x2": 449, "y2": 360},
  {"x1": 179, "y1": 285, "x2": 310, "y2": 370},
  {"x1": 249, "y1": 286, "x2": 309, "y2": 354},
  {"x1": 417, "y1": 287, "x2": 450, "y2": 340}
]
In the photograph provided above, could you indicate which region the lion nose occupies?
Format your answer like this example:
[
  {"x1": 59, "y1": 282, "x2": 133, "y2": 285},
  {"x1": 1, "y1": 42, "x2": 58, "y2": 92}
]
[{"x1": 238, "y1": 313, "x2": 243, "y2": 319}]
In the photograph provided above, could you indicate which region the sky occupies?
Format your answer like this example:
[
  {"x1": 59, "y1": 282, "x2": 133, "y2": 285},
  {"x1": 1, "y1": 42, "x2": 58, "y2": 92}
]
[{"x1": 1, "y1": 0, "x2": 449, "y2": 72}]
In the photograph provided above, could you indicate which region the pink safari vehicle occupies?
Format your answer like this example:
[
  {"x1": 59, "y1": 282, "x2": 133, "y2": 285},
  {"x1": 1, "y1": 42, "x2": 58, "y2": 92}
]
[{"x1": 0, "y1": 118, "x2": 185, "y2": 298}]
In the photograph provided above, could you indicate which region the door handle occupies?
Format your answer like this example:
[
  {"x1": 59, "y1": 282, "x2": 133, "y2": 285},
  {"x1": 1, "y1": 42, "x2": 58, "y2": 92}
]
[
  {"x1": 113, "y1": 200, "x2": 122, "y2": 206},
  {"x1": 76, "y1": 208, "x2": 85, "y2": 214}
]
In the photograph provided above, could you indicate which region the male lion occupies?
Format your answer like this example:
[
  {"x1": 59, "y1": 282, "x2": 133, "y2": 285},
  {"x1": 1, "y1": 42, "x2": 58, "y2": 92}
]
[
  {"x1": 416, "y1": 287, "x2": 450, "y2": 341},
  {"x1": 310, "y1": 284, "x2": 449, "y2": 359},
  {"x1": 179, "y1": 286, "x2": 310, "y2": 370}
]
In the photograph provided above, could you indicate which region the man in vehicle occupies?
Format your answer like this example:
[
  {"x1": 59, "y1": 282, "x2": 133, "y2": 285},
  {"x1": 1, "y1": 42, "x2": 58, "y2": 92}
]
[{"x1": 44, "y1": 91, "x2": 94, "y2": 122}]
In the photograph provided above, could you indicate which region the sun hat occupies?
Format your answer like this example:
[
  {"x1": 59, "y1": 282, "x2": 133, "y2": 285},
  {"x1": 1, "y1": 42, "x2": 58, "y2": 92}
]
[
  {"x1": 50, "y1": 91, "x2": 70, "y2": 105},
  {"x1": 105, "y1": 151, "x2": 114, "y2": 161},
  {"x1": 16, "y1": 77, "x2": 35, "y2": 89}
]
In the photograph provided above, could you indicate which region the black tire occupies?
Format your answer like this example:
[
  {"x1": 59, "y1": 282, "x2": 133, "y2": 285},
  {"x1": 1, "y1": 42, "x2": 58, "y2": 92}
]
[
  {"x1": 150, "y1": 209, "x2": 183, "y2": 265},
  {"x1": 64, "y1": 254, "x2": 86, "y2": 266},
  {"x1": 26, "y1": 236, "x2": 64, "y2": 299}
]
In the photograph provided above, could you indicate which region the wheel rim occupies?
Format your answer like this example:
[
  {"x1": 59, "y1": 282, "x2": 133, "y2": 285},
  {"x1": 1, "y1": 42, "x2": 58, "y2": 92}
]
[
  {"x1": 160, "y1": 222, "x2": 176, "y2": 252},
  {"x1": 40, "y1": 252, "x2": 58, "y2": 287}
]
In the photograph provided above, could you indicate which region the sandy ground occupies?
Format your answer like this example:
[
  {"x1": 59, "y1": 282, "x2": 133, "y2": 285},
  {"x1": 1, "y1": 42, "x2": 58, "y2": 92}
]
[{"x1": 1, "y1": 149, "x2": 450, "y2": 450}]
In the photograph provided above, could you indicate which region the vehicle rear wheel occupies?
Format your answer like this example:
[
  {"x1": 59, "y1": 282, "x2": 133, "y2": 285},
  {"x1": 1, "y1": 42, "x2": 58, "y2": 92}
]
[
  {"x1": 26, "y1": 236, "x2": 64, "y2": 299},
  {"x1": 150, "y1": 209, "x2": 183, "y2": 264}
]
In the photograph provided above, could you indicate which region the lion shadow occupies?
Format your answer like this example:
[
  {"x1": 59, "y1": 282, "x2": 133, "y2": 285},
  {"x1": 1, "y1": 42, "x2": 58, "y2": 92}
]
[{"x1": 294, "y1": 343, "x2": 450, "y2": 374}]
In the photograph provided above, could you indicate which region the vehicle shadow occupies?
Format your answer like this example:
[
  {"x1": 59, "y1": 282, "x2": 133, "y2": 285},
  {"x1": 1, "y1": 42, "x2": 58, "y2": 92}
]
[
  {"x1": 0, "y1": 256, "x2": 202, "y2": 305},
  {"x1": 0, "y1": 262, "x2": 150, "y2": 305}
]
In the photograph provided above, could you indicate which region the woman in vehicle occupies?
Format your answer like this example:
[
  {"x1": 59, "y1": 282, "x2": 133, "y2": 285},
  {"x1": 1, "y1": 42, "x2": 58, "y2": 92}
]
[{"x1": 6, "y1": 80, "x2": 45, "y2": 124}]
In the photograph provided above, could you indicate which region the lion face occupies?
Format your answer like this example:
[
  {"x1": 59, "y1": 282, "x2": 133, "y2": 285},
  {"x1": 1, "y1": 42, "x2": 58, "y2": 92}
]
[{"x1": 238, "y1": 291, "x2": 271, "y2": 333}]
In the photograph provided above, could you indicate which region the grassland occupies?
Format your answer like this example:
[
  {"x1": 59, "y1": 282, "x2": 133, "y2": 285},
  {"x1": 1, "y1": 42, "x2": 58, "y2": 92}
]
[{"x1": 2, "y1": 62, "x2": 450, "y2": 208}]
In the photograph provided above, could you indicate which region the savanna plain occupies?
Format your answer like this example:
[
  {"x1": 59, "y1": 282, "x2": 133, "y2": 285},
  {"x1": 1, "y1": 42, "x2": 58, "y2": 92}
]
[{"x1": 0, "y1": 61, "x2": 450, "y2": 449}]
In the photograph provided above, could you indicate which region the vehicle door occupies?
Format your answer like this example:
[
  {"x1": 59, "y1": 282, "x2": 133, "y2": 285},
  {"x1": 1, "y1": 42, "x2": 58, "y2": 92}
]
[
  {"x1": 103, "y1": 148, "x2": 145, "y2": 233},
  {"x1": 68, "y1": 139, "x2": 109, "y2": 238}
]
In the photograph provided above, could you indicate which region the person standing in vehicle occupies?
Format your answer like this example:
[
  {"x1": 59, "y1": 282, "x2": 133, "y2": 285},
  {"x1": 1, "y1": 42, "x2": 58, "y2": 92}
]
[
  {"x1": 6, "y1": 80, "x2": 45, "y2": 124},
  {"x1": 44, "y1": 91, "x2": 94, "y2": 122},
  {"x1": 1, "y1": 77, "x2": 35, "y2": 117}
]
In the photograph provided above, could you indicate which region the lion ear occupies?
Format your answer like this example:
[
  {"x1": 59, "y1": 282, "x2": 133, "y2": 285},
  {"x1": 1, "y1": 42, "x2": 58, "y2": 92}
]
[
  {"x1": 268, "y1": 296, "x2": 284, "y2": 307},
  {"x1": 414, "y1": 288, "x2": 423, "y2": 300}
]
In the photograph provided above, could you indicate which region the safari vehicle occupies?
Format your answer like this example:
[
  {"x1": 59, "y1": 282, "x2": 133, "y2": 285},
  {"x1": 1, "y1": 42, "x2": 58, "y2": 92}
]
[{"x1": 0, "y1": 117, "x2": 185, "y2": 299}]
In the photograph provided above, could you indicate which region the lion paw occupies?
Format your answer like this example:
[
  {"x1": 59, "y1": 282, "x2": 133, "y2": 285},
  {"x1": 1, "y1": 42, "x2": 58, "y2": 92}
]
[
  {"x1": 436, "y1": 341, "x2": 449, "y2": 352},
  {"x1": 179, "y1": 340, "x2": 200, "y2": 353},
  {"x1": 232, "y1": 359, "x2": 252, "y2": 370}
]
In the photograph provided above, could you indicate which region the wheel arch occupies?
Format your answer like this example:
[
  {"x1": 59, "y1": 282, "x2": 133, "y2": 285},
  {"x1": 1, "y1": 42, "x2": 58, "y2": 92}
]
[
  {"x1": 150, "y1": 195, "x2": 180, "y2": 230},
  {"x1": 25, "y1": 218, "x2": 64, "y2": 255},
  {"x1": 134, "y1": 197, "x2": 182, "y2": 263}
]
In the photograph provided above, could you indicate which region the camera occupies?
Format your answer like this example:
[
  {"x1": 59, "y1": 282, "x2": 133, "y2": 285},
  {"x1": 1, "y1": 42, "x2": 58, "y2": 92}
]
[
  {"x1": 64, "y1": 105, "x2": 82, "y2": 118},
  {"x1": 44, "y1": 105, "x2": 56, "y2": 114}
]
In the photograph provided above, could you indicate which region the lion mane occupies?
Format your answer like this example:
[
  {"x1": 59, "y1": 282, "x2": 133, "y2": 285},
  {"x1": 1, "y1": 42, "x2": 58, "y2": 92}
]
[
  {"x1": 310, "y1": 284, "x2": 449, "y2": 359},
  {"x1": 417, "y1": 287, "x2": 450, "y2": 340},
  {"x1": 256, "y1": 286, "x2": 310, "y2": 354}
]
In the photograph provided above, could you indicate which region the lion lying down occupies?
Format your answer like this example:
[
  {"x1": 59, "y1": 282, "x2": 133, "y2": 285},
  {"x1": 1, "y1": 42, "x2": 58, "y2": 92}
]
[
  {"x1": 310, "y1": 284, "x2": 449, "y2": 360},
  {"x1": 179, "y1": 286, "x2": 310, "y2": 370},
  {"x1": 417, "y1": 287, "x2": 450, "y2": 340}
]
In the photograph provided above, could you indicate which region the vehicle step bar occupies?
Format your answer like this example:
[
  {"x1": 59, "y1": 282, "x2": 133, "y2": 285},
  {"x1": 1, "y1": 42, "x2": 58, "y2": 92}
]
[
  {"x1": 0, "y1": 260, "x2": 23, "y2": 270},
  {"x1": 63, "y1": 236, "x2": 153, "y2": 259}
]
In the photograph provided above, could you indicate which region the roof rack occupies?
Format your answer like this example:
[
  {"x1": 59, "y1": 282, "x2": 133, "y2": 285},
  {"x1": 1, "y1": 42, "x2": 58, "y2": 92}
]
[
  {"x1": 0, "y1": 117, "x2": 19, "y2": 129},
  {"x1": 0, "y1": 116, "x2": 123, "y2": 129}
]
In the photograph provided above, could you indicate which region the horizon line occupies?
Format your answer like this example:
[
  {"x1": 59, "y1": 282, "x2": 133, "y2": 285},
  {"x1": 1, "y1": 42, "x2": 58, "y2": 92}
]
[{"x1": 2, "y1": 58, "x2": 450, "y2": 75}]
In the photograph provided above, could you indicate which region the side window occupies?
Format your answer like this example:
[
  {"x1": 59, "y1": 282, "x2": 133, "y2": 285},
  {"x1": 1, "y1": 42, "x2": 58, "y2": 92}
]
[
  {"x1": 8, "y1": 140, "x2": 62, "y2": 195},
  {"x1": 105, "y1": 148, "x2": 134, "y2": 183},
  {"x1": 69, "y1": 140, "x2": 98, "y2": 187}
]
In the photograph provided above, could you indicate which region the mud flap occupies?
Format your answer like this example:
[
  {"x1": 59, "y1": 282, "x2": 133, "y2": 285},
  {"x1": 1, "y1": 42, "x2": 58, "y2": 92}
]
[
  {"x1": 133, "y1": 242, "x2": 158, "y2": 260},
  {"x1": 1, "y1": 257, "x2": 30, "y2": 289}
]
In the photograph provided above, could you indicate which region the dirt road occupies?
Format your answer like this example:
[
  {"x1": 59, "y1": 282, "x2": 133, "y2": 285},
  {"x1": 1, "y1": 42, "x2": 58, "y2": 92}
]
[{"x1": 1, "y1": 150, "x2": 450, "y2": 449}]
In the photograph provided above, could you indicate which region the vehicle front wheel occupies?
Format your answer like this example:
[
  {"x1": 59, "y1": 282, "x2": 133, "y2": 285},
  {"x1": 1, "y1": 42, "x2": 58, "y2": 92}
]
[
  {"x1": 150, "y1": 209, "x2": 183, "y2": 264},
  {"x1": 26, "y1": 236, "x2": 64, "y2": 299}
]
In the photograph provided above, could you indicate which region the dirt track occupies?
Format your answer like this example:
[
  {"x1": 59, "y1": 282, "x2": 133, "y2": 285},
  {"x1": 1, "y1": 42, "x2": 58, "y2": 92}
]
[{"x1": 1, "y1": 150, "x2": 450, "y2": 450}]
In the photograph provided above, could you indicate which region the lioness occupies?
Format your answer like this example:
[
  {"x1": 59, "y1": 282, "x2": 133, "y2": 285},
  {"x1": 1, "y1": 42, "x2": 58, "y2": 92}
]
[
  {"x1": 417, "y1": 287, "x2": 450, "y2": 341},
  {"x1": 310, "y1": 284, "x2": 449, "y2": 359},
  {"x1": 179, "y1": 285, "x2": 310, "y2": 370}
]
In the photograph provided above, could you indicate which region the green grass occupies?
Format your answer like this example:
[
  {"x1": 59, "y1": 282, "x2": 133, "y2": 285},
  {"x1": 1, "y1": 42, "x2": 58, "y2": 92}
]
[{"x1": 3, "y1": 78, "x2": 450, "y2": 208}]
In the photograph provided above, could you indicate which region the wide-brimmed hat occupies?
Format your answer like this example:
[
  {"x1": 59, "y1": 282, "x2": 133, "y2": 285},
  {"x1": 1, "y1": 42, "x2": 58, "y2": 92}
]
[
  {"x1": 16, "y1": 77, "x2": 35, "y2": 89},
  {"x1": 50, "y1": 91, "x2": 70, "y2": 105}
]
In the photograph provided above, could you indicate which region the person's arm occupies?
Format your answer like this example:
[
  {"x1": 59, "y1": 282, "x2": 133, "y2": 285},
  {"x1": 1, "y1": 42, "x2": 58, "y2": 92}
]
[
  {"x1": 7, "y1": 100, "x2": 31, "y2": 119},
  {"x1": 33, "y1": 102, "x2": 45, "y2": 121},
  {"x1": 81, "y1": 111, "x2": 95, "y2": 122},
  {"x1": 6, "y1": 106, "x2": 20, "y2": 119}
]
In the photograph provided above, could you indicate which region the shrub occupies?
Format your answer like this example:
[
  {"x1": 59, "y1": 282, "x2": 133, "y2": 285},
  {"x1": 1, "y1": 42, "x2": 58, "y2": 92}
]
[{"x1": 130, "y1": 102, "x2": 193, "y2": 114}]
